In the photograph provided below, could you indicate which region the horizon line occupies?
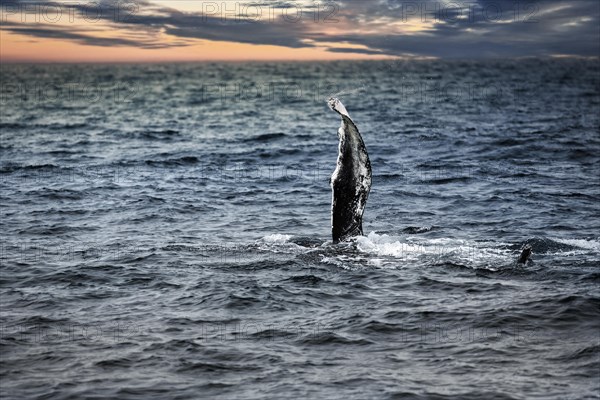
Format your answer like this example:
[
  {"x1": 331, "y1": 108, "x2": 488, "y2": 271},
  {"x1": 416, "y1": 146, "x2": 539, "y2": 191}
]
[{"x1": 1, "y1": 55, "x2": 598, "y2": 65}]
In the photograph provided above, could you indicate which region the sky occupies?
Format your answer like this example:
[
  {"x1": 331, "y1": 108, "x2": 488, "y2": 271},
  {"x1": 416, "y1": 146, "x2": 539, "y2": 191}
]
[{"x1": 1, "y1": 0, "x2": 599, "y2": 62}]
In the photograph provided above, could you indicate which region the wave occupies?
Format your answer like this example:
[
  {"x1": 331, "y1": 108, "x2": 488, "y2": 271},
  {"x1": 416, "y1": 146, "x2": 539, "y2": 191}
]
[
  {"x1": 261, "y1": 233, "x2": 293, "y2": 243},
  {"x1": 244, "y1": 132, "x2": 287, "y2": 142},
  {"x1": 144, "y1": 156, "x2": 199, "y2": 166},
  {"x1": 137, "y1": 129, "x2": 180, "y2": 140},
  {"x1": 255, "y1": 232, "x2": 599, "y2": 275},
  {"x1": 355, "y1": 232, "x2": 512, "y2": 269}
]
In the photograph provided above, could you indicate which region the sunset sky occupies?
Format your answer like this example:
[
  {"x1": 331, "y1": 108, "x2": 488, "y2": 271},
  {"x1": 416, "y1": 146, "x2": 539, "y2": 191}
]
[{"x1": 1, "y1": 0, "x2": 598, "y2": 62}]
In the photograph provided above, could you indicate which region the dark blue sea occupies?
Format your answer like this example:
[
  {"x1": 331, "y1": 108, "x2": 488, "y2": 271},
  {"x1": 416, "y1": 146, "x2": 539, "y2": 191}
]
[{"x1": 1, "y1": 59, "x2": 599, "y2": 399}]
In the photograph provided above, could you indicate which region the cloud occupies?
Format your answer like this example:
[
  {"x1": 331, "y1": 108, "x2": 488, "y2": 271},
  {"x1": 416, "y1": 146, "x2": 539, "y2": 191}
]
[
  {"x1": 1, "y1": 0, "x2": 598, "y2": 58},
  {"x1": 309, "y1": 0, "x2": 600, "y2": 58},
  {"x1": 1, "y1": 21, "x2": 186, "y2": 48},
  {"x1": 326, "y1": 47, "x2": 386, "y2": 55}
]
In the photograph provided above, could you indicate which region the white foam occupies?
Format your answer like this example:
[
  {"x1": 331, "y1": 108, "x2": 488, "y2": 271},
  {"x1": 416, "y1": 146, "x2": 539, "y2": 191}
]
[
  {"x1": 368, "y1": 258, "x2": 384, "y2": 267},
  {"x1": 355, "y1": 231, "x2": 511, "y2": 268},
  {"x1": 261, "y1": 234, "x2": 292, "y2": 243},
  {"x1": 551, "y1": 237, "x2": 600, "y2": 252},
  {"x1": 356, "y1": 232, "x2": 426, "y2": 259}
]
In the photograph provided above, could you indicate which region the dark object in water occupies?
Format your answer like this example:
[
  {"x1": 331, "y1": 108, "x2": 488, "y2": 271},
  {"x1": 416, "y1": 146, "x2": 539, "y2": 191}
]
[{"x1": 517, "y1": 244, "x2": 532, "y2": 264}]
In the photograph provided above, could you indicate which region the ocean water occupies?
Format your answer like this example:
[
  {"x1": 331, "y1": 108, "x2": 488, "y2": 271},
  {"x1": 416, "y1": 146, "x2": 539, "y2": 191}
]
[{"x1": 0, "y1": 59, "x2": 599, "y2": 399}]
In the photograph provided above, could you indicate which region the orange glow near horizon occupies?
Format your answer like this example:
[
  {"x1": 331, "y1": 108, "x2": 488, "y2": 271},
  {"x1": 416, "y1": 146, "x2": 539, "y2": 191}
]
[
  {"x1": 1, "y1": 29, "x2": 399, "y2": 62},
  {"x1": 2, "y1": 29, "x2": 406, "y2": 63}
]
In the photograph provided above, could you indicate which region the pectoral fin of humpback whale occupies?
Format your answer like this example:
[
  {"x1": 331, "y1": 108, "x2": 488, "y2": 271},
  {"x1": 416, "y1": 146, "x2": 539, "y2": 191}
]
[{"x1": 328, "y1": 98, "x2": 372, "y2": 243}]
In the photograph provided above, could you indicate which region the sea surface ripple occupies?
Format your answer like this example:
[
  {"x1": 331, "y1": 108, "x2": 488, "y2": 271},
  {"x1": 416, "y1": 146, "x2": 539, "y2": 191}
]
[{"x1": 1, "y1": 59, "x2": 599, "y2": 399}]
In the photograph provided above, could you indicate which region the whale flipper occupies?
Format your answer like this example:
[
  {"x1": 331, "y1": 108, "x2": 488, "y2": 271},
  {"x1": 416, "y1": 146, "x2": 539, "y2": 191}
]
[{"x1": 328, "y1": 98, "x2": 372, "y2": 243}]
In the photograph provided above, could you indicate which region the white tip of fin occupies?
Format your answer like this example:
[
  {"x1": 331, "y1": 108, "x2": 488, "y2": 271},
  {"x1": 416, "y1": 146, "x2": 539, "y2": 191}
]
[{"x1": 328, "y1": 97, "x2": 351, "y2": 119}]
